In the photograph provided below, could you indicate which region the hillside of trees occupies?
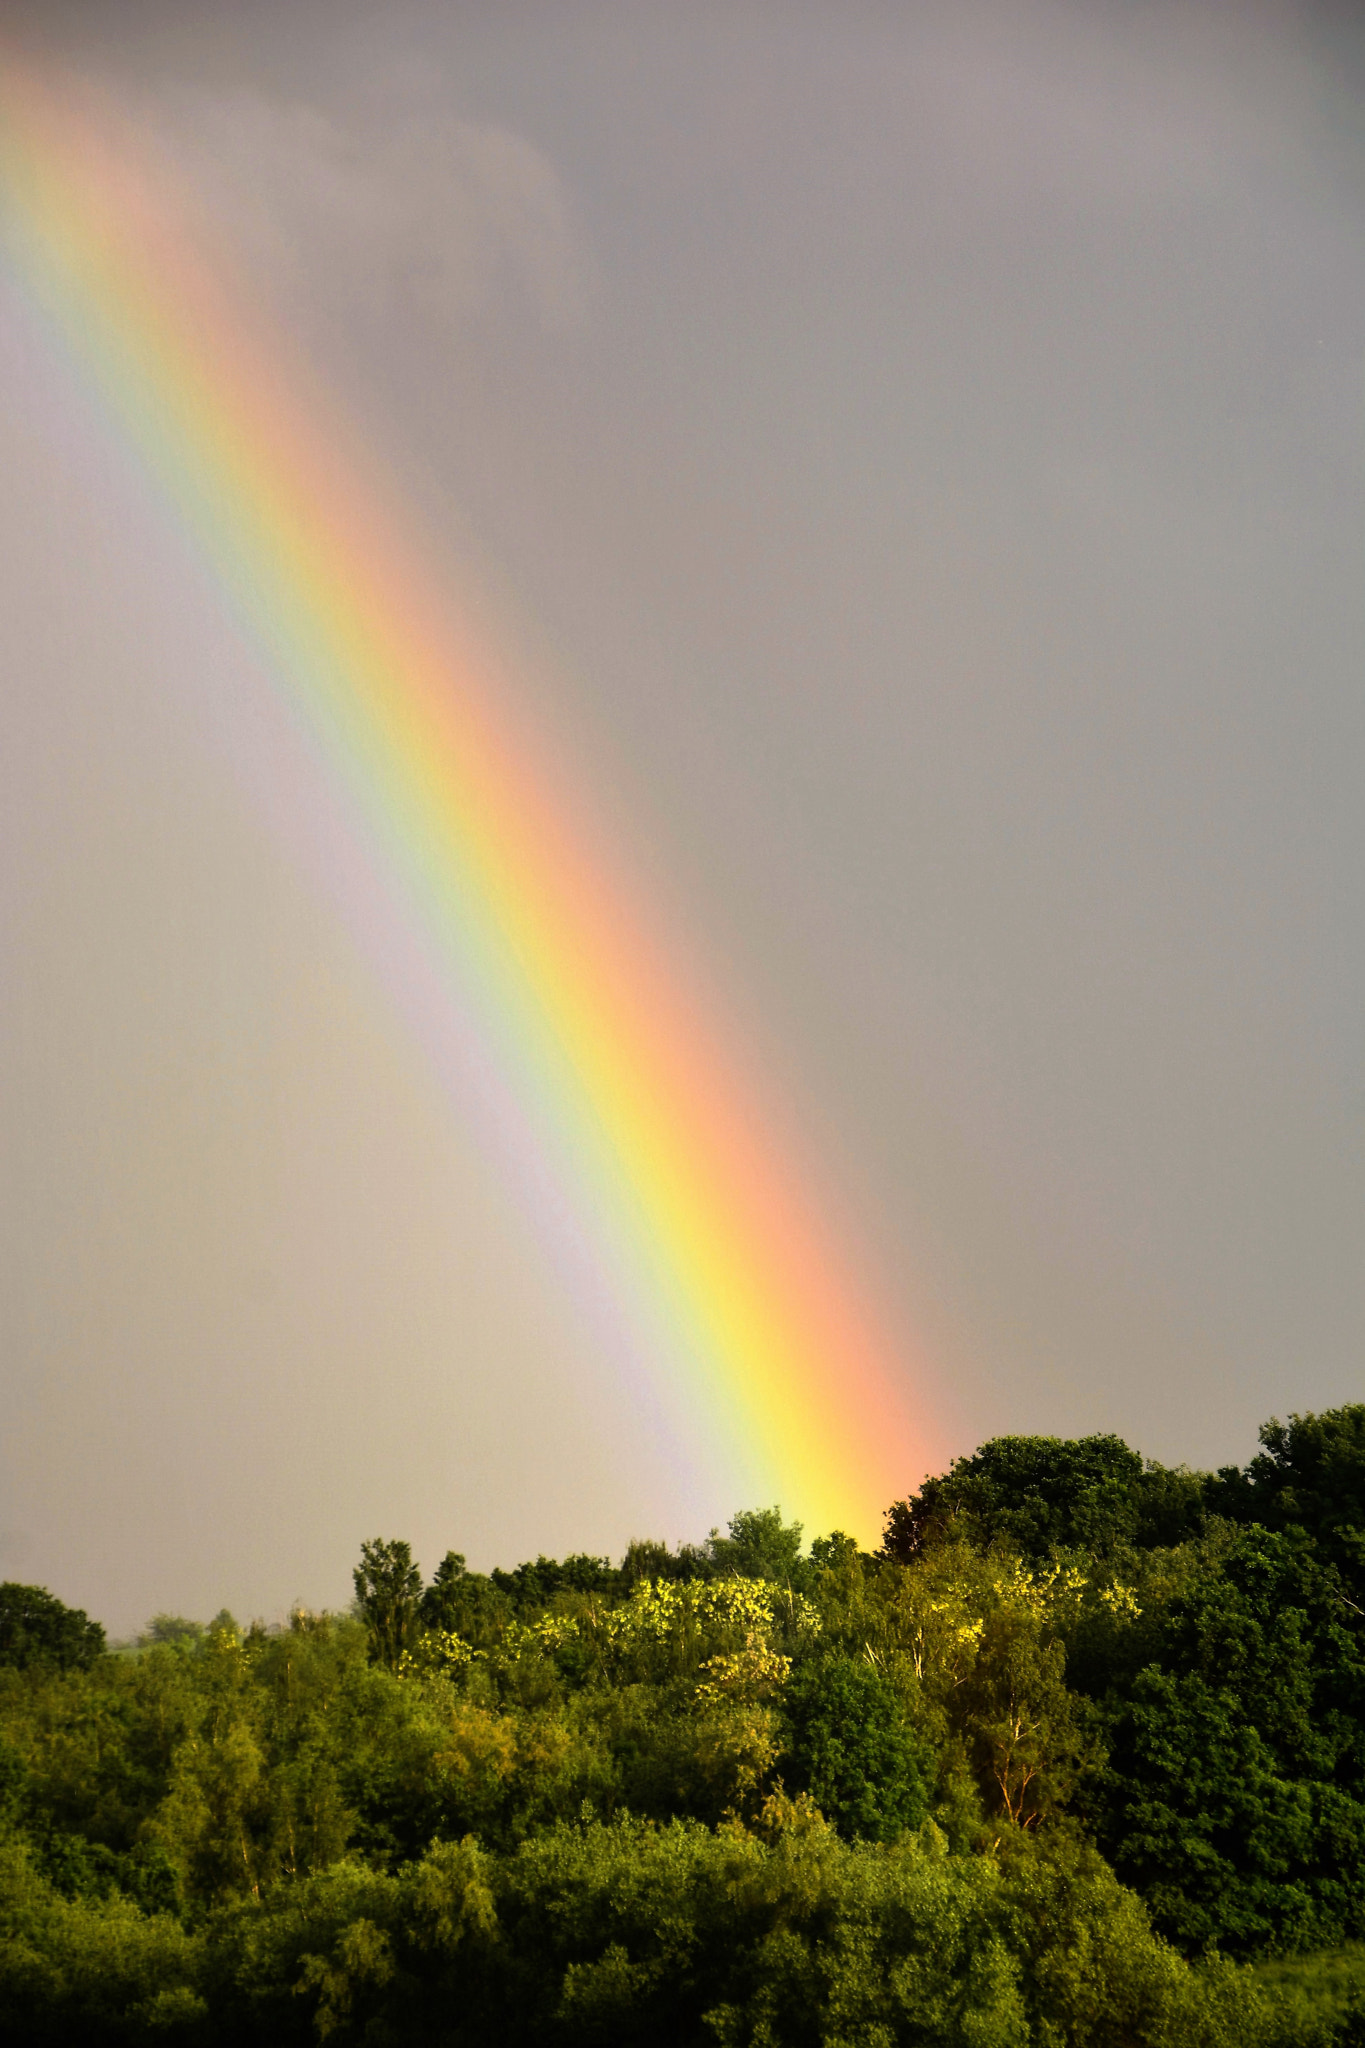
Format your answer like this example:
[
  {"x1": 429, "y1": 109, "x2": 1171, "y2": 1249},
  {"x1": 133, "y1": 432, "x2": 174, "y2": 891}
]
[{"x1": 4, "y1": 1406, "x2": 1365, "y2": 2044}]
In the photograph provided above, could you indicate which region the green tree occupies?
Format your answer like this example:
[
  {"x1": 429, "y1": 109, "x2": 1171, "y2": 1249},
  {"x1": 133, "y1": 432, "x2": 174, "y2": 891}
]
[
  {"x1": 707, "y1": 1507, "x2": 806, "y2": 1586},
  {"x1": 619, "y1": 1538, "x2": 714, "y2": 1584},
  {"x1": 418, "y1": 1552, "x2": 511, "y2": 1648},
  {"x1": 1089, "y1": 1525, "x2": 1365, "y2": 1955},
  {"x1": 1209, "y1": 1406, "x2": 1365, "y2": 1596},
  {"x1": 957, "y1": 1596, "x2": 1090, "y2": 1829},
  {"x1": 782, "y1": 1652, "x2": 932, "y2": 1840},
  {"x1": 353, "y1": 1540, "x2": 422, "y2": 1670},
  {"x1": 882, "y1": 1435, "x2": 1205, "y2": 1563},
  {"x1": 138, "y1": 1615, "x2": 204, "y2": 1650},
  {"x1": 490, "y1": 1553, "x2": 618, "y2": 1607},
  {"x1": 0, "y1": 1584, "x2": 105, "y2": 1671}
]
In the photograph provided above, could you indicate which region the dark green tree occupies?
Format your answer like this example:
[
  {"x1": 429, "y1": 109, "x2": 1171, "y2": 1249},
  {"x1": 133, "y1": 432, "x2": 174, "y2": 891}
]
[
  {"x1": 418, "y1": 1550, "x2": 467, "y2": 1628},
  {"x1": 353, "y1": 1540, "x2": 422, "y2": 1670},
  {"x1": 489, "y1": 1553, "x2": 618, "y2": 1607},
  {"x1": 882, "y1": 1434, "x2": 1205, "y2": 1563},
  {"x1": 0, "y1": 1584, "x2": 105, "y2": 1670},
  {"x1": 781, "y1": 1652, "x2": 932, "y2": 1840},
  {"x1": 1089, "y1": 1525, "x2": 1365, "y2": 1955},
  {"x1": 1208, "y1": 1406, "x2": 1365, "y2": 1597},
  {"x1": 619, "y1": 1539, "x2": 714, "y2": 1584}
]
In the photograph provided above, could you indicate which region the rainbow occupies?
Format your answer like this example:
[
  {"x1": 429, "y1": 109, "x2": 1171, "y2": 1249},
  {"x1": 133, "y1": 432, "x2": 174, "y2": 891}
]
[{"x1": 0, "y1": 51, "x2": 925, "y2": 1537}]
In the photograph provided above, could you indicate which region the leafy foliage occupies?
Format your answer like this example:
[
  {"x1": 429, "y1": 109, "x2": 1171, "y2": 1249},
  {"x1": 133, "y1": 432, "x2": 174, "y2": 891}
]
[
  {"x1": 882, "y1": 1435, "x2": 1206, "y2": 1563},
  {"x1": 353, "y1": 1539, "x2": 422, "y2": 1670},
  {"x1": 1209, "y1": 1409, "x2": 1365, "y2": 1597},
  {"x1": 5, "y1": 1411, "x2": 1365, "y2": 2042},
  {"x1": 0, "y1": 1584, "x2": 105, "y2": 1671},
  {"x1": 782, "y1": 1652, "x2": 932, "y2": 1840}
]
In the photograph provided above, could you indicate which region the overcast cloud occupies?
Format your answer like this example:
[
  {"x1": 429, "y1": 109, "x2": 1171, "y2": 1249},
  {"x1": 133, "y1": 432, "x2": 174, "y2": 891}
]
[{"x1": 2, "y1": 0, "x2": 1363, "y2": 1631}]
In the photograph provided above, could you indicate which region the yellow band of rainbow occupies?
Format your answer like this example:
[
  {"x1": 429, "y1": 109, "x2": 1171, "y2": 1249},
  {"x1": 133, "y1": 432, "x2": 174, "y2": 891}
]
[{"x1": 0, "y1": 51, "x2": 926, "y2": 1538}]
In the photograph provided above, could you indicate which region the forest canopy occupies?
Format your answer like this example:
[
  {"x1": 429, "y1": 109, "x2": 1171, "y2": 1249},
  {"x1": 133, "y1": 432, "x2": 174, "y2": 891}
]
[{"x1": 4, "y1": 1408, "x2": 1365, "y2": 2045}]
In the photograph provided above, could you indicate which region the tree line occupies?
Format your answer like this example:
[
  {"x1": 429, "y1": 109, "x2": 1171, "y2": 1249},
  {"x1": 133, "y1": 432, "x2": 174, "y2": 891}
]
[{"x1": 3, "y1": 1406, "x2": 1365, "y2": 2043}]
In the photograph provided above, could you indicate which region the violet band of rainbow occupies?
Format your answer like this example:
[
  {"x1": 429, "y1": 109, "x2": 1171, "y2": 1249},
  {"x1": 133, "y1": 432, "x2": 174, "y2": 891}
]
[{"x1": 0, "y1": 50, "x2": 925, "y2": 1538}]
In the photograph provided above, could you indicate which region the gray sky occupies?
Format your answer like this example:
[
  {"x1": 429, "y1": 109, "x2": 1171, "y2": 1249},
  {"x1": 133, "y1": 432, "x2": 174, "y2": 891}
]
[{"x1": 2, "y1": 0, "x2": 1363, "y2": 1633}]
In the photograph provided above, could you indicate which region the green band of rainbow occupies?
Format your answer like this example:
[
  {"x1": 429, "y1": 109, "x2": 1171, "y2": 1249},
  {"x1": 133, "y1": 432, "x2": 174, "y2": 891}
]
[{"x1": 0, "y1": 52, "x2": 926, "y2": 1537}]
